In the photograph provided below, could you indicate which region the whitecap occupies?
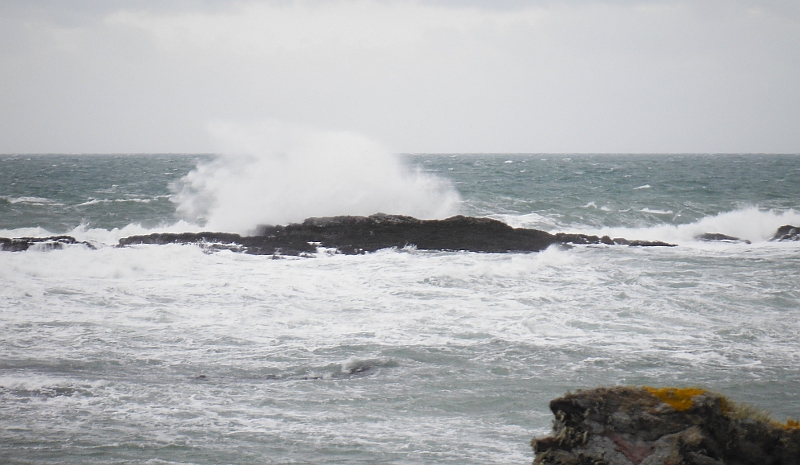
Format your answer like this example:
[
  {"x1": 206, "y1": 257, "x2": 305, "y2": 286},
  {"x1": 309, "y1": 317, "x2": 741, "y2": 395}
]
[
  {"x1": 640, "y1": 208, "x2": 674, "y2": 215},
  {"x1": 77, "y1": 198, "x2": 111, "y2": 206},
  {"x1": 579, "y1": 207, "x2": 800, "y2": 245},
  {"x1": 2, "y1": 196, "x2": 63, "y2": 205}
]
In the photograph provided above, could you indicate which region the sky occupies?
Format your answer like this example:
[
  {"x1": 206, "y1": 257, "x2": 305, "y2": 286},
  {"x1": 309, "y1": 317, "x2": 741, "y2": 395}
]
[{"x1": 1, "y1": 0, "x2": 799, "y2": 154}]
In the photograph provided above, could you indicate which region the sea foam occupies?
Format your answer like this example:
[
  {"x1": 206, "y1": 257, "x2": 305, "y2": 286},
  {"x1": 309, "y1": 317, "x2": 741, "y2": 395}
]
[
  {"x1": 171, "y1": 121, "x2": 461, "y2": 234},
  {"x1": 583, "y1": 207, "x2": 800, "y2": 245}
]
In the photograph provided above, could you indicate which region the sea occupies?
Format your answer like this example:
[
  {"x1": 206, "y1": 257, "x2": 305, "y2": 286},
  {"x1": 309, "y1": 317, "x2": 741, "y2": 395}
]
[{"x1": 1, "y1": 153, "x2": 799, "y2": 464}]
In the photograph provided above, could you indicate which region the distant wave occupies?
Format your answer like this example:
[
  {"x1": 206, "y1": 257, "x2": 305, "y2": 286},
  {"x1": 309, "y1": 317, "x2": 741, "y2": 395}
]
[
  {"x1": 581, "y1": 202, "x2": 613, "y2": 212},
  {"x1": 0, "y1": 221, "x2": 204, "y2": 247},
  {"x1": 492, "y1": 206, "x2": 800, "y2": 247},
  {"x1": 0, "y1": 196, "x2": 63, "y2": 206},
  {"x1": 640, "y1": 208, "x2": 673, "y2": 215},
  {"x1": 76, "y1": 196, "x2": 169, "y2": 207},
  {"x1": 571, "y1": 207, "x2": 800, "y2": 245}
]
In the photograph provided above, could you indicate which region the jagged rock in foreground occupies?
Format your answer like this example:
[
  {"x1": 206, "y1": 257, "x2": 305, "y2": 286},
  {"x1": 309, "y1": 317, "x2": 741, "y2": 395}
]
[
  {"x1": 0, "y1": 236, "x2": 95, "y2": 252},
  {"x1": 118, "y1": 214, "x2": 675, "y2": 255},
  {"x1": 532, "y1": 386, "x2": 800, "y2": 465},
  {"x1": 770, "y1": 225, "x2": 800, "y2": 242}
]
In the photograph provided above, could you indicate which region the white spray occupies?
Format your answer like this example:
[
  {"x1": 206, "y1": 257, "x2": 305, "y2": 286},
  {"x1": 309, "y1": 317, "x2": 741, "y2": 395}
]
[{"x1": 172, "y1": 121, "x2": 461, "y2": 233}]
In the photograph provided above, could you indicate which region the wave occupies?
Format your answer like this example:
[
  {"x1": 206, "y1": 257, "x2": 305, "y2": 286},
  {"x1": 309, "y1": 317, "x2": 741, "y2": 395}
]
[
  {"x1": 575, "y1": 207, "x2": 800, "y2": 245},
  {"x1": 581, "y1": 201, "x2": 616, "y2": 212},
  {"x1": 640, "y1": 208, "x2": 673, "y2": 215},
  {"x1": 170, "y1": 120, "x2": 462, "y2": 234},
  {"x1": 0, "y1": 221, "x2": 204, "y2": 247},
  {"x1": 76, "y1": 196, "x2": 170, "y2": 207},
  {"x1": 493, "y1": 207, "x2": 800, "y2": 246},
  {"x1": 0, "y1": 196, "x2": 63, "y2": 206}
]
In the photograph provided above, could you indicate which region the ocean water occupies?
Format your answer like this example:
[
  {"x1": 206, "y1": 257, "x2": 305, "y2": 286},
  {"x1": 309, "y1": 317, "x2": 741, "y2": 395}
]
[{"x1": 1, "y1": 153, "x2": 799, "y2": 464}]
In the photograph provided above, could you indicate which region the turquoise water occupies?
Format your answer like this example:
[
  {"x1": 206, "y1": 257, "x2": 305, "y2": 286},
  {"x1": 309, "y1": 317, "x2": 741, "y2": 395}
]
[
  {"x1": 1, "y1": 154, "x2": 799, "y2": 464},
  {"x1": 420, "y1": 153, "x2": 800, "y2": 229},
  {"x1": 0, "y1": 154, "x2": 208, "y2": 231},
  {"x1": 2, "y1": 153, "x2": 798, "y2": 233}
]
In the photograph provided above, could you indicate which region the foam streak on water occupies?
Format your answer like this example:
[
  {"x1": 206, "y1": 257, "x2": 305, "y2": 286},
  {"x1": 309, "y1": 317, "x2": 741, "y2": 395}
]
[{"x1": 1, "y1": 243, "x2": 799, "y2": 464}]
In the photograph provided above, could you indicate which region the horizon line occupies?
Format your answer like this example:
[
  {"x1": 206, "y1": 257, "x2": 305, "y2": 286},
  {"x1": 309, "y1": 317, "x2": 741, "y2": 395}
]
[{"x1": 2, "y1": 152, "x2": 800, "y2": 156}]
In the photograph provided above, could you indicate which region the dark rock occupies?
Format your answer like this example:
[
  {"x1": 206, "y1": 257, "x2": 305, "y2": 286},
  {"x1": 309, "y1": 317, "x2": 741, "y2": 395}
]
[
  {"x1": 118, "y1": 214, "x2": 676, "y2": 256},
  {"x1": 770, "y1": 225, "x2": 800, "y2": 242},
  {"x1": 609, "y1": 238, "x2": 677, "y2": 247},
  {"x1": 342, "y1": 362, "x2": 376, "y2": 377},
  {"x1": 116, "y1": 231, "x2": 306, "y2": 255},
  {"x1": 262, "y1": 214, "x2": 555, "y2": 254},
  {"x1": 697, "y1": 233, "x2": 751, "y2": 244},
  {"x1": 532, "y1": 386, "x2": 800, "y2": 465},
  {"x1": 0, "y1": 236, "x2": 95, "y2": 252},
  {"x1": 564, "y1": 235, "x2": 676, "y2": 248}
]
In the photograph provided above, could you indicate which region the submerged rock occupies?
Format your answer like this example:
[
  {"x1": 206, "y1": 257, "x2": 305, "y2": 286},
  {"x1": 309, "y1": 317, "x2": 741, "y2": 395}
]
[
  {"x1": 770, "y1": 225, "x2": 800, "y2": 242},
  {"x1": 532, "y1": 386, "x2": 800, "y2": 465},
  {"x1": 697, "y1": 233, "x2": 751, "y2": 244},
  {"x1": 0, "y1": 236, "x2": 95, "y2": 252},
  {"x1": 119, "y1": 214, "x2": 676, "y2": 255}
]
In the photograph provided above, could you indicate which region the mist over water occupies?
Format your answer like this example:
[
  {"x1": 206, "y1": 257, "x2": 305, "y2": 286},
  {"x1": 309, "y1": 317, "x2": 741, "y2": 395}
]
[{"x1": 172, "y1": 121, "x2": 461, "y2": 233}]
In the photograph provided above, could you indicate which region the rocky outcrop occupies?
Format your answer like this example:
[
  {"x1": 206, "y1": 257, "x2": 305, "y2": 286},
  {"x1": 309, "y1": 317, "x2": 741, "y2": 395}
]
[
  {"x1": 532, "y1": 386, "x2": 800, "y2": 465},
  {"x1": 0, "y1": 236, "x2": 95, "y2": 252},
  {"x1": 770, "y1": 225, "x2": 800, "y2": 242},
  {"x1": 118, "y1": 214, "x2": 675, "y2": 255},
  {"x1": 6, "y1": 220, "x2": 797, "y2": 255}
]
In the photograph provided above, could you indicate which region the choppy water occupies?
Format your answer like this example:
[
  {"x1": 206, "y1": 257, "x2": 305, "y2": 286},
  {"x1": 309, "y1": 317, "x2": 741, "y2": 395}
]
[{"x1": 1, "y1": 154, "x2": 799, "y2": 464}]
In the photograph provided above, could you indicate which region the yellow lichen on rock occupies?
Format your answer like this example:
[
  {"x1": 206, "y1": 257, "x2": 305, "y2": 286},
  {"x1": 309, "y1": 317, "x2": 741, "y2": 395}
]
[
  {"x1": 643, "y1": 386, "x2": 706, "y2": 411},
  {"x1": 533, "y1": 387, "x2": 800, "y2": 465},
  {"x1": 783, "y1": 419, "x2": 800, "y2": 430}
]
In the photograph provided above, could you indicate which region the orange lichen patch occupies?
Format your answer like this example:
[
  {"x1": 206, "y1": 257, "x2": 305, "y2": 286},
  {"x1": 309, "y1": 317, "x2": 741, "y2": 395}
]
[
  {"x1": 783, "y1": 419, "x2": 800, "y2": 430},
  {"x1": 643, "y1": 386, "x2": 706, "y2": 412},
  {"x1": 719, "y1": 397, "x2": 732, "y2": 414}
]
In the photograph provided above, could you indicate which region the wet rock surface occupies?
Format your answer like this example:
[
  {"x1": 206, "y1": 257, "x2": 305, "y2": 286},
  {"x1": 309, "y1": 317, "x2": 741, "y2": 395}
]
[
  {"x1": 532, "y1": 386, "x2": 800, "y2": 465},
  {"x1": 0, "y1": 236, "x2": 95, "y2": 252},
  {"x1": 118, "y1": 214, "x2": 675, "y2": 255},
  {"x1": 6, "y1": 219, "x2": 799, "y2": 255},
  {"x1": 770, "y1": 225, "x2": 800, "y2": 242},
  {"x1": 118, "y1": 231, "x2": 309, "y2": 256},
  {"x1": 697, "y1": 233, "x2": 751, "y2": 244}
]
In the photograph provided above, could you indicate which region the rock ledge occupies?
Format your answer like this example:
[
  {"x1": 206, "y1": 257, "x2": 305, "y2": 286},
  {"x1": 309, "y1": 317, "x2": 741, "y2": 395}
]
[{"x1": 117, "y1": 214, "x2": 674, "y2": 255}]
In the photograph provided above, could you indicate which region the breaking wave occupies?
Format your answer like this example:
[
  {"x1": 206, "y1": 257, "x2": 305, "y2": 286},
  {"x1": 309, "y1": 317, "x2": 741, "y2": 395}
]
[
  {"x1": 171, "y1": 121, "x2": 461, "y2": 234},
  {"x1": 579, "y1": 207, "x2": 800, "y2": 245}
]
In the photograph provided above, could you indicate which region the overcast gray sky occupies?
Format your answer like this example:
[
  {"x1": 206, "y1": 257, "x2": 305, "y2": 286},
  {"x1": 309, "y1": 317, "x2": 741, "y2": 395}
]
[{"x1": 1, "y1": 0, "x2": 799, "y2": 154}]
